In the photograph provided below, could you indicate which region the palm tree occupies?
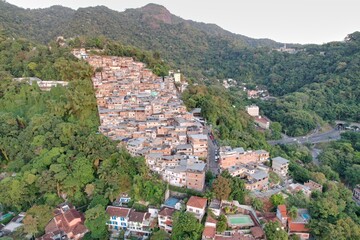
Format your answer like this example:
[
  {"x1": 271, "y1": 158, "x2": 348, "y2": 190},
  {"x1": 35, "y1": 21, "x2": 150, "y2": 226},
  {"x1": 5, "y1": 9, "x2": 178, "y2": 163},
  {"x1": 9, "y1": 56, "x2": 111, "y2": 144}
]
[
  {"x1": 204, "y1": 190, "x2": 215, "y2": 201},
  {"x1": 289, "y1": 206, "x2": 298, "y2": 220}
]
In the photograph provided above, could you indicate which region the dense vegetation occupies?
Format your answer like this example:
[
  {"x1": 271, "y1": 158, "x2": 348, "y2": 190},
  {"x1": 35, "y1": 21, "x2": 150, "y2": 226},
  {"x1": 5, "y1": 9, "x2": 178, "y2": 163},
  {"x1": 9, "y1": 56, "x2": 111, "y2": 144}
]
[
  {"x1": 182, "y1": 85, "x2": 269, "y2": 149},
  {"x1": 0, "y1": 1, "x2": 280, "y2": 79},
  {"x1": 0, "y1": 36, "x2": 166, "y2": 238},
  {"x1": 1, "y1": 1, "x2": 359, "y2": 136},
  {"x1": 268, "y1": 134, "x2": 360, "y2": 240}
]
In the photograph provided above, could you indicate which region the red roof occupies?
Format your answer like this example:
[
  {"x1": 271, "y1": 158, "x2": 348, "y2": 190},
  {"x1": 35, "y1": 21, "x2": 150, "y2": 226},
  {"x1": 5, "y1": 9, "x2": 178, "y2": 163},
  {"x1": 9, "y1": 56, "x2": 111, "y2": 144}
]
[
  {"x1": 278, "y1": 205, "x2": 287, "y2": 216},
  {"x1": 203, "y1": 226, "x2": 216, "y2": 238},
  {"x1": 206, "y1": 215, "x2": 217, "y2": 224},
  {"x1": 250, "y1": 226, "x2": 264, "y2": 238},
  {"x1": 187, "y1": 196, "x2": 207, "y2": 209},
  {"x1": 289, "y1": 222, "x2": 309, "y2": 233},
  {"x1": 159, "y1": 207, "x2": 176, "y2": 217},
  {"x1": 106, "y1": 206, "x2": 131, "y2": 218},
  {"x1": 254, "y1": 116, "x2": 270, "y2": 124}
]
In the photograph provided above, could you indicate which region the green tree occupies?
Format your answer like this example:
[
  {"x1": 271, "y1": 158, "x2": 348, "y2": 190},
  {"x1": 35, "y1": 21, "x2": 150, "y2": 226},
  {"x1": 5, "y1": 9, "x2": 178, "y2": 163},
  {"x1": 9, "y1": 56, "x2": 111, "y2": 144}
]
[
  {"x1": 216, "y1": 214, "x2": 227, "y2": 233},
  {"x1": 264, "y1": 221, "x2": 288, "y2": 240},
  {"x1": 85, "y1": 205, "x2": 109, "y2": 239},
  {"x1": 251, "y1": 197, "x2": 264, "y2": 211},
  {"x1": 212, "y1": 176, "x2": 231, "y2": 201},
  {"x1": 288, "y1": 206, "x2": 298, "y2": 220},
  {"x1": 151, "y1": 229, "x2": 169, "y2": 240},
  {"x1": 171, "y1": 211, "x2": 203, "y2": 240},
  {"x1": 270, "y1": 194, "x2": 285, "y2": 208},
  {"x1": 23, "y1": 205, "x2": 53, "y2": 237}
]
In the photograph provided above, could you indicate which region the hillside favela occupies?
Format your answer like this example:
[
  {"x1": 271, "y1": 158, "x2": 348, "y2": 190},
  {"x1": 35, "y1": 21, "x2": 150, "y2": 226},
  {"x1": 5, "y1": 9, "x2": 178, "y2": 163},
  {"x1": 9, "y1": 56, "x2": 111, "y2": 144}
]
[{"x1": 0, "y1": 1, "x2": 359, "y2": 240}]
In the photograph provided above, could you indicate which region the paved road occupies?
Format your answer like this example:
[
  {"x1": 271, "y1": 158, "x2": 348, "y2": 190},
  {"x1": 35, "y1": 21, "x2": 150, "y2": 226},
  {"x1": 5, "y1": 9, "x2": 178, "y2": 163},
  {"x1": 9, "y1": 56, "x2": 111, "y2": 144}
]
[
  {"x1": 268, "y1": 129, "x2": 342, "y2": 145},
  {"x1": 204, "y1": 126, "x2": 220, "y2": 176}
]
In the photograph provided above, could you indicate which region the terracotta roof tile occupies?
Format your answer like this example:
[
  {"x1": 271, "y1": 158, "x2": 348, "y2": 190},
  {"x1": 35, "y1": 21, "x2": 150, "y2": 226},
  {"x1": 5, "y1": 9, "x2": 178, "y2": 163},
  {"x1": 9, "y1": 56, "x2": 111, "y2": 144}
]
[
  {"x1": 278, "y1": 205, "x2": 287, "y2": 216},
  {"x1": 203, "y1": 226, "x2": 216, "y2": 238},
  {"x1": 159, "y1": 207, "x2": 176, "y2": 217},
  {"x1": 289, "y1": 222, "x2": 309, "y2": 233},
  {"x1": 250, "y1": 226, "x2": 264, "y2": 238},
  {"x1": 187, "y1": 196, "x2": 207, "y2": 209},
  {"x1": 106, "y1": 206, "x2": 131, "y2": 218},
  {"x1": 206, "y1": 215, "x2": 217, "y2": 224}
]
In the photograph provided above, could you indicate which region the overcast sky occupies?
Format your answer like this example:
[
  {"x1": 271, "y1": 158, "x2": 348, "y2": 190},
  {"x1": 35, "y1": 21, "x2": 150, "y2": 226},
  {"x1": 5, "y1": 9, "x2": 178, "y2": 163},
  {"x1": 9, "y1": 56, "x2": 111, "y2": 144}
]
[{"x1": 6, "y1": 0, "x2": 360, "y2": 44}]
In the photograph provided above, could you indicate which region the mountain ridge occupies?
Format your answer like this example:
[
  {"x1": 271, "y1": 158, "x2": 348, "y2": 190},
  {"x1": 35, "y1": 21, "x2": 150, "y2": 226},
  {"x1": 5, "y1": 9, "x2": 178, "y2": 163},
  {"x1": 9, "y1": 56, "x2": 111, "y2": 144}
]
[{"x1": 0, "y1": 1, "x2": 287, "y2": 78}]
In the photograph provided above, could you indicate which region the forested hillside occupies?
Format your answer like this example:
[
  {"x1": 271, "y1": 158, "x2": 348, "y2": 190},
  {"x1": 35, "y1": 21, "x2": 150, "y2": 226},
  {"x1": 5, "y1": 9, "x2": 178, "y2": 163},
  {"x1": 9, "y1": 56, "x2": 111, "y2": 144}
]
[
  {"x1": 1, "y1": 1, "x2": 359, "y2": 137},
  {"x1": 0, "y1": 1, "x2": 281, "y2": 79},
  {"x1": 0, "y1": 36, "x2": 167, "y2": 239}
]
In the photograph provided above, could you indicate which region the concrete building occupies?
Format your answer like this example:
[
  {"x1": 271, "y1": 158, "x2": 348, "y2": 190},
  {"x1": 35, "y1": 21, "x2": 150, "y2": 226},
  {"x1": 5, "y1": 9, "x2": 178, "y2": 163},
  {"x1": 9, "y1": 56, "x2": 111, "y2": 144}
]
[
  {"x1": 219, "y1": 146, "x2": 269, "y2": 169},
  {"x1": 246, "y1": 105, "x2": 259, "y2": 117},
  {"x1": 188, "y1": 134, "x2": 208, "y2": 159},
  {"x1": 272, "y1": 157, "x2": 289, "y2": 177}
]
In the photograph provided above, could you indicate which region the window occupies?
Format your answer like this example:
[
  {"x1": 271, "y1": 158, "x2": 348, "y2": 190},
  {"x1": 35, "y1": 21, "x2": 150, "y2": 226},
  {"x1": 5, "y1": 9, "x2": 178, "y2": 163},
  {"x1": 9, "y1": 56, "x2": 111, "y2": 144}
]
[{"x1": 112, "y1": 216, "x2": 116, "y2": 220}]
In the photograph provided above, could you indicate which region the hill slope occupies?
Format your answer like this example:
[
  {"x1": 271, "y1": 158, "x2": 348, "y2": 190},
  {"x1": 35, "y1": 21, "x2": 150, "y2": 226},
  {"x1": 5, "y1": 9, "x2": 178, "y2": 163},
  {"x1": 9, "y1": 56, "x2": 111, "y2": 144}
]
[{"x1": 0, "y1": 1, "x2": 281, "y2": 78}]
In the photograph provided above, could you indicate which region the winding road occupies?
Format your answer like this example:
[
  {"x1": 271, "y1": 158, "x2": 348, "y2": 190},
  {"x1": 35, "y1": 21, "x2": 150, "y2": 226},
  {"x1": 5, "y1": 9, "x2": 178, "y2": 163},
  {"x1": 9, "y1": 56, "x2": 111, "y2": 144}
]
[{"x1": 267, "y1": 129, "x2": 342, "y2": 145}]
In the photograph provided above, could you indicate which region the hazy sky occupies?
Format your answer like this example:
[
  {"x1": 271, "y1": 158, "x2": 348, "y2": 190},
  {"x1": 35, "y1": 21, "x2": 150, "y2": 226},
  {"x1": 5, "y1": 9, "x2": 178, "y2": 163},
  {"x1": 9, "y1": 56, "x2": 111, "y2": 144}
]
[{"x1": 6, "y1": 0, "x2": 360, "y2": 44}]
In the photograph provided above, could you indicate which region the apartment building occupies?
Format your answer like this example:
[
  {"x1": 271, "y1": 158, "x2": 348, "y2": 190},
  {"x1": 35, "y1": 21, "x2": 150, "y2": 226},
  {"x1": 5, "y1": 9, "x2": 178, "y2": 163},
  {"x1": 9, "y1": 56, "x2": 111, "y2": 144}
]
[
  {"x1": 219, "y1": 146, "x2": 269, "y2": 169},
  {"x1": 272, "y1": 157, "x2": 290, "y2": 177}
]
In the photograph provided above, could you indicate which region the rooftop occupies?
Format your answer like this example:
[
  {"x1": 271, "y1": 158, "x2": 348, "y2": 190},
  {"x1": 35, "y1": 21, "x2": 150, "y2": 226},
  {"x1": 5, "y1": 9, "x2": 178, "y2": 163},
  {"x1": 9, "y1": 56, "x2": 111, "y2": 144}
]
[
  {"x1": 187, "y1": 196, "x2": 207, "y2": 209},
  {"x1": 272, "y1": 156, "x2": 289, "y2": 165}
]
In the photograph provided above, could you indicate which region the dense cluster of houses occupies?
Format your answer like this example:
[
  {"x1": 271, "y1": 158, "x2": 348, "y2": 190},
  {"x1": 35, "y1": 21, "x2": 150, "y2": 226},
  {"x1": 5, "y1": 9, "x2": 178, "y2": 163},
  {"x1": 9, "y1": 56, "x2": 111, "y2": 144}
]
[
  {"x1": 105, "y1": 194, "x2": 268, "y2": 240},
  {"x1": 85, "y1": 54, "x2": 207, "y2": 191},
  {"x1": 218, "y1": 146, "x2": 290, "y2": 192}
]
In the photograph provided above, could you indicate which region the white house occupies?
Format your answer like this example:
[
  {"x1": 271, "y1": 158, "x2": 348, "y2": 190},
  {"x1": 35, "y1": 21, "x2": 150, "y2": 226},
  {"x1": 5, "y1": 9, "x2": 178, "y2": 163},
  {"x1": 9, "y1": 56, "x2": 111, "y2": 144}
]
[
  {"x1": 158, "y1": 207, "x2": 176, "y2": 233},
  {"x1": 127, "y1": 210, "x2": 152, "y2": 236},
  {"x1": 186, "y1": 196, "x2": 207, "y2": 221},
  {"x1": 106, "y1": 206, "x2": 131, "y2": 231}
]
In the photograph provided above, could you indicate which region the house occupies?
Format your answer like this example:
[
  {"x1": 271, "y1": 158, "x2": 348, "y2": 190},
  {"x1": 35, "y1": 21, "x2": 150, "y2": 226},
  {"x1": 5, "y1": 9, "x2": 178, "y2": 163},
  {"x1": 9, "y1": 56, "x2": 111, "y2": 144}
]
[
  {"x1": 202, "y1": 215, "x2": 217, "y2": 240},
  {"x1": 353, "y1": 184, "x2": 360, "y2": 205},
  {"x1": 188, "y1": 134, "x2": 208, "y2": 158},
  {"x1": 40, "y1": 203, "x2": 88, "y2": 240},
  {"x1": 158, "y1": 207, "x2": 176, "y2": 233},
  {"x1": 106, "y1": 206, "x2": 131, "y2": 231},
  {"x1": 113, "y1": 193, "x2": 131, "y2": 206},
  {"x1": 288, "y1": 209, "x2": 311, "y2": 240},
  {"x1": 127, "y1": 210, "x2": 152, "y2": 237},
  {"x1": 288, "y1": 183, "x2": 312, "y2": 197},
  {"x1": 219, "y1": 147, "x2": 269, "y2": 169},
  {"x1": 276, "y1": 205, "x2": 288, "y2": 226},
  {"x1": 163, "y1": 158, "x2": 206, "y2": 191},
  {"x1": 304, "y1": 180, "x2": 323, "y2": 192},
  {"x1": 250, "y1": 226, "x2": 265, "y2": 239},
  {"x1": 186, "y1": 196, "x2": 207, "y2": 221},
  {"x1": 245, "y1": 170, "x2": 269, "y2": 191},
  {"x1": 1, "y1": 213, "x2": 25, "y2": 234},
  {"x1": 246, "y1": 105, "x2": 259, "y2": 117},
  {"x1": 208, "y1": 199, "x2": 221, "y2": 217},
  {"x1": 272, "y1": 157, "x2": 289, "y2": 177},
  {"x1": 253, "y1": 116, "x2": 270, "y2": 129}
]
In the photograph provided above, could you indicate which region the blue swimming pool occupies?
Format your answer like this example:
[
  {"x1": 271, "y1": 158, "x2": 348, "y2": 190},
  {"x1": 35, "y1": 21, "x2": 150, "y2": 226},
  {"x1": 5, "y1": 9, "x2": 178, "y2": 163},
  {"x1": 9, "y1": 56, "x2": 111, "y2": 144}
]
[
  {"x1": 302, "y1": 213, "x2": 310, "y2": 220},
  {"x1": 164, "y1": 197, "x2": 179, "y2": 207}
]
